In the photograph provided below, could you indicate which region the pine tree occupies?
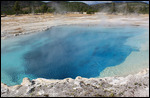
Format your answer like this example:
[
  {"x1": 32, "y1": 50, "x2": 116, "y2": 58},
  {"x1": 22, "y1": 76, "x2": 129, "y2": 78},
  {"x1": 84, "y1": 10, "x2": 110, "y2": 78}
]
[
  {"x1": 41, "y1": 4, "x2": 48, "y2": 14},
  {"x1": 125, "y1": 2, "x2": 134, "y2": 14},
  {"x1": 13, "y1": 1, "x2": 21, "y2": 15},
  {"x1": 111, "y1": 2, "x2": 116, "y2": 14}
]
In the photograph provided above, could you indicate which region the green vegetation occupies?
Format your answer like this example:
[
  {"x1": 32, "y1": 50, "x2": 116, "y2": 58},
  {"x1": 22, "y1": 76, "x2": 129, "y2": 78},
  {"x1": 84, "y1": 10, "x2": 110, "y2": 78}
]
[
  {"x1": 125, "y1": 3, "x2": 135, "y2": 14},
  {"x1": 138, "y1": 6, "x2": 149, "y2": 14},
  {"x1": 47, "y1": 1, "x2": 92, "y2": 14},
  {"x1": 1, "y1": 1, "x2": 149, "y2": 15},
  {"x1": 91, "y1": 2, "x2": 149, "y2": 14},
  {"x1": 110, "y1": 2, "x2": 116, "y2": 14},
  {"x1": 1, "y1": 1, "x2": 45, "y2": 15},
  {"x1": 13, "y1": 1, "x2": 21, "y2": 15},
  {"x1": 86, "y1": 9, "x2": 95, "y2": 14},
  {"x1": 41, "y1": 4, "x2": 48, "y2": 14}
]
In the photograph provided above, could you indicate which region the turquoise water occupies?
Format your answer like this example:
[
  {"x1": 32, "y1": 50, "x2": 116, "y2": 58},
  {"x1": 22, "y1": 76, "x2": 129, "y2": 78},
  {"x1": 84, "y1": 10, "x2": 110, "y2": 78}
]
[{"x1": 1, "y1": 25, "x2": 148, "y2": 86}]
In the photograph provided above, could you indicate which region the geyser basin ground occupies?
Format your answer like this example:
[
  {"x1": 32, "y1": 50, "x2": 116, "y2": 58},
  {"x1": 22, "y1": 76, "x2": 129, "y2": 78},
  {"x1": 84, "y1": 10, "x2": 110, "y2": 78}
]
[{"x1": 1, "y1": 25, "x2": 149, "y2": 86}]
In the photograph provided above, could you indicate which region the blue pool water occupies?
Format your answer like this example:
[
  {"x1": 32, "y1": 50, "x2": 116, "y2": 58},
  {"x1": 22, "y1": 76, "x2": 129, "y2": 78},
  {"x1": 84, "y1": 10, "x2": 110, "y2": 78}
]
[{"x1": 1, "y1": 25, "x2": 148, "y2": 86}]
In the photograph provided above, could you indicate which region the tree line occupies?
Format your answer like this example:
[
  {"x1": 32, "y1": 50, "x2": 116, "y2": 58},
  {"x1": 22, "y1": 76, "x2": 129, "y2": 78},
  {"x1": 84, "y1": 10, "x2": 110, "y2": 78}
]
[
  {"x1": 110, "y1": 2, "x2": 149, "y2": 14},
  {"x1": 8, "y1": 1, "x2": 96, "y2": 15},
  {"x1": 1, "y1": 1, "x2": 149, "y2": 15}
]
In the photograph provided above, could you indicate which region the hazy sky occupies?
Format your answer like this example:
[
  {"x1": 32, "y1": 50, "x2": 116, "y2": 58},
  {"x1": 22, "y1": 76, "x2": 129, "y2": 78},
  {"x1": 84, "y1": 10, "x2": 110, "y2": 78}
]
[
  {"x1": 72, "y1": 1, "x2": 149, "y2": 5},
  {"x1": 44, "y1": 1, "x2": 149, "y2": 5}
]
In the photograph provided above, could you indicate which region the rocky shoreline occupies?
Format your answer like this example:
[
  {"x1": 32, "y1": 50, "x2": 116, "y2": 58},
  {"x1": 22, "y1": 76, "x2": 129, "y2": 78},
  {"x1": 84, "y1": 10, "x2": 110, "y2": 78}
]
[{"x1": 1, "y1": 68, "x2": 149, "y2": 97}]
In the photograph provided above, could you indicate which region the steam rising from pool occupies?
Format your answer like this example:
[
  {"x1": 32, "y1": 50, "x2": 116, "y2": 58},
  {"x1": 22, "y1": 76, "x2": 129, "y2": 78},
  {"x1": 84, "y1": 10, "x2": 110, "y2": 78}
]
[{"x1": 1, "y1": 25, "x2": 148, "y2": 86}]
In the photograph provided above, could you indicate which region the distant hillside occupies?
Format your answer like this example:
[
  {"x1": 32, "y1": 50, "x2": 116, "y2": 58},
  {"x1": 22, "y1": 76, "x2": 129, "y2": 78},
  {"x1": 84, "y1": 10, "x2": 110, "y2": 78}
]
[
  {"x1": 1, "y1": 1, "x2": 45, "y2": 14},
  {"x1": 47, "y1": 1, "x2": 91, "y2": 13},
  {"x1": 1, "y1": 1, "x2": 149, "y2": 15},
  {"x1": 91, "y1": 2, "x2": 149, "y2": 13}
]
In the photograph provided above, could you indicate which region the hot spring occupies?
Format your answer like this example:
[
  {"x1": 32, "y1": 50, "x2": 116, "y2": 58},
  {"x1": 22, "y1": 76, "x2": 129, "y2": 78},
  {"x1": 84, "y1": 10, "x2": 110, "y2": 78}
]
[{"x1": 1, "y1": 25, "x2": 149, "y2": 86}]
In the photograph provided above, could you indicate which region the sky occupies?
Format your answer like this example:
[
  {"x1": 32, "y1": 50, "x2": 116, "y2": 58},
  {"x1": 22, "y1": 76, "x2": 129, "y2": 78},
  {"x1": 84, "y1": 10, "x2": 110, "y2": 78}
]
[
  {"x1": 44, "y1": 1, "x2": 149, "y2": 5},
  {"x1": 72, "y1": 1, "x2": 149, "y2": 5}
]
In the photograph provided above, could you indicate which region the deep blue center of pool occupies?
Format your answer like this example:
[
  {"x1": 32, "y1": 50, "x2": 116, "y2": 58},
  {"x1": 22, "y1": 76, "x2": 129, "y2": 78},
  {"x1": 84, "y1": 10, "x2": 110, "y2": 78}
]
[{"x1": 1, "y1": 25, "x2": 147, "y2": 86}]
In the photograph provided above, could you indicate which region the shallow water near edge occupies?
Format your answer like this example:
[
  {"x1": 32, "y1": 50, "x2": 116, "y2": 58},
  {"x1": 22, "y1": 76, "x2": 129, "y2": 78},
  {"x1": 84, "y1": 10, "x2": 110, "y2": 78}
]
[{"x1": 1, "y1": 25, "x2": 149, "y2": 86}]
